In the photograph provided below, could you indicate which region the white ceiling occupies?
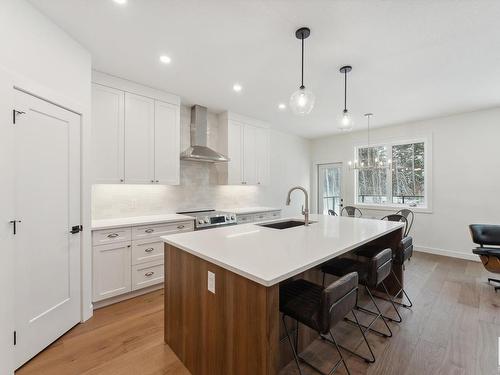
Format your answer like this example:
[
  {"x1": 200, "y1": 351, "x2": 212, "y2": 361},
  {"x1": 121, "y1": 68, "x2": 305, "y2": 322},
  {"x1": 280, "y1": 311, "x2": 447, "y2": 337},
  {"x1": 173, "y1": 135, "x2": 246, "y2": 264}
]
[{"x1": 29, "y1": 0, "x2": 500, "y2": 139}]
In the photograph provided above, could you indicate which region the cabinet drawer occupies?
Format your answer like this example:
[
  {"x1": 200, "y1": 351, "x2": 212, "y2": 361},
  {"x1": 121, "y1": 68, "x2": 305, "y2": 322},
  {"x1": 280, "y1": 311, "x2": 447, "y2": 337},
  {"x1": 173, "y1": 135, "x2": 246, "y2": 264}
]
[
  {"x1": 269, "y1": 210, "x2": 281, "y2": 219},
  {"x1": 132, "y1": 220, "x2": 194, "y2": 240},
  {"x1": 236, "y1": 214, "x2": 255, "y2": 224},
  {"x1": 93, "y1": 227, "x2": 132, "y2": 246},
  {"x1": 132, "y1": 239, "x2": 164, "y2": 265},
  {"x1": 254, "y1": 212, "x2": 269, "y2": 222},
  {"x1": 132, "y1": 261, "x2": 164, "y2": 291}
]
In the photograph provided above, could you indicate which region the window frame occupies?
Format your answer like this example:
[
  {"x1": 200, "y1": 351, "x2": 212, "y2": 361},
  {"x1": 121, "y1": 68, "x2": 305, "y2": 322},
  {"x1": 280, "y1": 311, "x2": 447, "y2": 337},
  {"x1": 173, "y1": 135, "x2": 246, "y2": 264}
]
[{"x1": 353, "y1": 137, "x2": 432, "y2": 213}]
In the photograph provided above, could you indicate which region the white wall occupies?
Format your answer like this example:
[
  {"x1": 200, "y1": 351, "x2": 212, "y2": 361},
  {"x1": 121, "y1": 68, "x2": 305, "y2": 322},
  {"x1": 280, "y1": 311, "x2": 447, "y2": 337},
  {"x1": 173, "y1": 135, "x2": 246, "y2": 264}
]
[
  {"x1": 0, "y1": 3, "x2": 93, "y2": 364},
  {"x1": 92, "y1": 105, "x2": 311, "y2": 219},
  {"x1": 311, "y1": 107, "x2": 500, "y2": 260}
]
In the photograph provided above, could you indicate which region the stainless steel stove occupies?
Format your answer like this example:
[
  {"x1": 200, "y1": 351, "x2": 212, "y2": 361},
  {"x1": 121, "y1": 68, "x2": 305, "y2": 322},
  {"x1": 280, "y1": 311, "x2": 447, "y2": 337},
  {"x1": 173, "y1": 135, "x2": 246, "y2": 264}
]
[{"x1": 177, "y1": 209, "x2": 237, "y2": 230}]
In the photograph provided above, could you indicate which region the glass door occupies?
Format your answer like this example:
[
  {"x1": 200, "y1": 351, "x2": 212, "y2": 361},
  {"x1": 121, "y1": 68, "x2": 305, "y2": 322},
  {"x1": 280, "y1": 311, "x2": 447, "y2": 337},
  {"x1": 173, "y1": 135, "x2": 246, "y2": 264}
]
[{"x1": 318, "y1": 163, "x2": 343, "y2": 215}]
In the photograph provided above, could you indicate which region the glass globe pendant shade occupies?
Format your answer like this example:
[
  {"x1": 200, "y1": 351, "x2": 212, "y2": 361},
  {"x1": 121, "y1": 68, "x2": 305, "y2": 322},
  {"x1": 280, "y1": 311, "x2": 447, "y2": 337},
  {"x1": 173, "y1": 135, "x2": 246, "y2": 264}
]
[
  {"x1": 289, "y1": 86, "x2": 315, "y2": 115},
  {"x1": 338, "y1": 110, "x2": 353, "y2": 131}
]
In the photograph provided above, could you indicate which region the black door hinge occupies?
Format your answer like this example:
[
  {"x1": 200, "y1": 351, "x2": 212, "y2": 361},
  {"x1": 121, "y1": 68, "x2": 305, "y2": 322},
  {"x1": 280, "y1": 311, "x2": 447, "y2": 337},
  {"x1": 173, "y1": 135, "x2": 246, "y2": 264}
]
[
  {"x1": 70, "y1": 225, "x2": 83, "y2": 234},
  {"x1": 13, "y1": 331, "x2": 16, "y2": 346},
  {"x1": 13, "y1": 109, "x2": 25, "y2": 124}
]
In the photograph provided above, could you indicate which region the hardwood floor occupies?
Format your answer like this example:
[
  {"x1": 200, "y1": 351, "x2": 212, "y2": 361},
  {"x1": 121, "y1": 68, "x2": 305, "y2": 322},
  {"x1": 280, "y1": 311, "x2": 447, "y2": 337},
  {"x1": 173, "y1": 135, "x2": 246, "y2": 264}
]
[{"x1": 16, "y1": 252, "x2": 500, "y2": 375}]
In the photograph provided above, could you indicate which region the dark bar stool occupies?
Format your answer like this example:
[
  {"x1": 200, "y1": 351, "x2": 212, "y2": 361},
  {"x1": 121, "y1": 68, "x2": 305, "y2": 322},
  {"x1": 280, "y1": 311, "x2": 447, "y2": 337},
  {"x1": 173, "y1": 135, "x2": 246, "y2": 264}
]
[
  {"x1": 280, "y1": 272, "x2": 375, "y2": 375},
  {"x1": 340, "y1": 206, "x2": 362, "y2": 217},
  {"x1": 328, "y1": 209, "x2": 338, "y2": 216},
  {"x1": 321, "y1": 249, "x2": 394, "y2": 337},
  {"x1": 356, "y1": 214, "x2": 413, "y2": 311}
]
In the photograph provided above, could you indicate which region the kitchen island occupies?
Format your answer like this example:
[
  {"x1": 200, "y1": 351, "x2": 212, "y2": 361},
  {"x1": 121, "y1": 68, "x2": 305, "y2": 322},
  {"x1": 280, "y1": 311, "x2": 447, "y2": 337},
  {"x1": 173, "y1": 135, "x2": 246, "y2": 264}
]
[{"x1": 162, "y1": 214, "x2": 404, "y2": 375}]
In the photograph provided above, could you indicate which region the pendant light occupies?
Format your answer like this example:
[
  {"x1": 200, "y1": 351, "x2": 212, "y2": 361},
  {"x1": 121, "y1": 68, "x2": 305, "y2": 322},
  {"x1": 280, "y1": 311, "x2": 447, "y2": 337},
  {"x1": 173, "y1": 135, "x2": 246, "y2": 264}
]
[
  {"x1": 338, "y1": 65, "x2": 353, "y2": 131},
  {"x1": 290, "y1": 27, "x2": 315, "y2": 115},
  {"x1": 348, "y1": 113, "x2": 392, "y2": 170}
]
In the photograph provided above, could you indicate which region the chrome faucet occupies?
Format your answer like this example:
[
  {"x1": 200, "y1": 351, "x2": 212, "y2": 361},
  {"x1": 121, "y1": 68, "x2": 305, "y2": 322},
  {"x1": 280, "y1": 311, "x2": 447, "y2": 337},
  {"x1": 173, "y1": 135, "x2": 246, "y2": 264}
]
[{"x1": 286, "y1": 186, "x2": 310, "y2": 226}]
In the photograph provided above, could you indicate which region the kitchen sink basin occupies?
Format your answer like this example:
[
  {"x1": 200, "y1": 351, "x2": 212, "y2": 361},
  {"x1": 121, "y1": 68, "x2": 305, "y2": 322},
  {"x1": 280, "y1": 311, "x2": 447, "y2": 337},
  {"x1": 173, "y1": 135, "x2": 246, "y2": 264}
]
[{"x1": 258, "y1": 220, "x2": 316, "y2": 230}]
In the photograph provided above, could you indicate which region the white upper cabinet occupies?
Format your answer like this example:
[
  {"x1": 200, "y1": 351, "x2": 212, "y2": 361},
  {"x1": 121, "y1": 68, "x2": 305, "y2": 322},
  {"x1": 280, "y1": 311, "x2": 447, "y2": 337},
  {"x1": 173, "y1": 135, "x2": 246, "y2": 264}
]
[
  {"x1": 124, "y1": 93, "x2": 155, "y2": 184},
  {"x1": 227, "y1": 120, "x2": 244, "y2": 184},
  {"x1": 91, "y1": 71, "x2": 180, "y2": 185},
  {"x1": 91, "y1": 84, "x2": 125, "y2": 183},
  {"x1": 255, "y1": 126, "x2": 270, "y2": 185},
  {"x1": 218, "y1": 112, "x2": 270, "y2": 185},
  {"x1": 154, "y1": 100, "x2": 180, "y2": 185},
  {"x1": 242, "y1": 124, "x2": 257, "y2": 185}
]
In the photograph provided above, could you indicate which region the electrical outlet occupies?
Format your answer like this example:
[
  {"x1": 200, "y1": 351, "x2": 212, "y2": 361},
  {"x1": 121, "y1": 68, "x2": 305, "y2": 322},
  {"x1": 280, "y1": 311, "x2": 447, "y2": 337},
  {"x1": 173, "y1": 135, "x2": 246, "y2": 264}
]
[{"x1": 207, "y1": 271, "x2": 215, "y2": 294}]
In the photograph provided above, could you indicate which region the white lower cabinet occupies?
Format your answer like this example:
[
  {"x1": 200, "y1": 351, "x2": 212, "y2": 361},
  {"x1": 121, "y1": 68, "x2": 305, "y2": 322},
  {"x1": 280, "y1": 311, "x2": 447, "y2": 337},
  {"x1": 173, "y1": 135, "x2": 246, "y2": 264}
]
[
  {"x1": 236, "y1": 210, "x2": 281, "y2": 224},
  {"x1": 93, "y1": 242, "x2": 132, "y2": 302},
  {"x1": 132, "y1": 260, "x2": 164, "y2": 291},
  {"x1": 92, "y1": 219, "x2": 193, "y2": 304}
]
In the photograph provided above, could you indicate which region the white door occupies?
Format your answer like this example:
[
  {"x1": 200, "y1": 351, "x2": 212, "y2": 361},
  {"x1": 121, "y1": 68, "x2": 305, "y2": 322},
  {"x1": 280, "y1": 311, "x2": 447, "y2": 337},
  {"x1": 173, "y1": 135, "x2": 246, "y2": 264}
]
[
  {"x1": 317, "y1": 163, "x2": 343, "y2": 215},
  {"x1": 154, "y1": 100, "x2": 180, "y2": 185},
  {"x1": 243, "y1": 124, "x2": 257, "y2": 185},
  {"x1": 124, "y1": 92, "x2": 155, "y2": 184},
  {"x1": 13, "y1": 89, "x2": 81, "y2": 368},
  {"x1": 255, "y1": 127, "x2": 270, "y2": 185},
  {"x1": 0, "y1": 70, "x2": 15, "y2": 375},
  {"x1": 91, "y1": 84, "x2": 125, "y2": 183},
  {"x1": 227, "y1": 120, "x2": 244, "y2": 184}
]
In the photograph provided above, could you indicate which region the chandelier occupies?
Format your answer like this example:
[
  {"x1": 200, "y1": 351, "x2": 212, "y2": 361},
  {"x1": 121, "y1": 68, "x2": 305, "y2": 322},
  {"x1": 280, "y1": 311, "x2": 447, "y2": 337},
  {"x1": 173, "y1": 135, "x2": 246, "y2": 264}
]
[{"x1": 348, "y1": 113, "x2": 392, "y2": 170}]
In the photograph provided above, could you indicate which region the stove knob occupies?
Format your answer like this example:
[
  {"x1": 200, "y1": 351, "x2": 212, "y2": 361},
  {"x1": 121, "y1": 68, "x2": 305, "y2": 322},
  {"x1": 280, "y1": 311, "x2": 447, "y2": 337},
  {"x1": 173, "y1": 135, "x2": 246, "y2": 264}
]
[
  {"x1": 204, "y1": 218, "x2": 210, "y2": 224},
  {"x1": 231, "y1": 215, "x2": 235, "y2": 221},
  {"x1": 225, "y1": 215, "x2": 229, "y2": 221},
  {"x1": 198, "y1": 219, "x2": 204, "y2": 224}
]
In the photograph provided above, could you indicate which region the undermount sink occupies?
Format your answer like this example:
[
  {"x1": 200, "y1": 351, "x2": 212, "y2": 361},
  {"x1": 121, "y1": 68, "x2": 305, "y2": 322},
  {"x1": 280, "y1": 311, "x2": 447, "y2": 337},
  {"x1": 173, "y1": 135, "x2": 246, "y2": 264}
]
[{"x1": 258, "y1": 220, "x2": 316, "y2": 230}]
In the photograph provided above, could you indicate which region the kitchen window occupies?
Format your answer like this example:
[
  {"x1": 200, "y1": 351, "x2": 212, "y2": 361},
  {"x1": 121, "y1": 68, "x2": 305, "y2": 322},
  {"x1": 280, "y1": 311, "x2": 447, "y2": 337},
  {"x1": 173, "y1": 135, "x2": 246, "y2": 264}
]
[{"x1": 355, "y1": 140, "x2": 428, "y2": 209}]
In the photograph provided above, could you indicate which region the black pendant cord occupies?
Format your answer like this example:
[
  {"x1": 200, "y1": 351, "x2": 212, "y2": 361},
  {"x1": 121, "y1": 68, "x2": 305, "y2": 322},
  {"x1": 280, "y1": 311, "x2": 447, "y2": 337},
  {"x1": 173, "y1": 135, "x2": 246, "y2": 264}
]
[
  {"x1": 343, "y1": 70, "x2": 347, "y2": 112},
  {"x1": 300, "y1": 36, "x2": 305, "y2": 89}
]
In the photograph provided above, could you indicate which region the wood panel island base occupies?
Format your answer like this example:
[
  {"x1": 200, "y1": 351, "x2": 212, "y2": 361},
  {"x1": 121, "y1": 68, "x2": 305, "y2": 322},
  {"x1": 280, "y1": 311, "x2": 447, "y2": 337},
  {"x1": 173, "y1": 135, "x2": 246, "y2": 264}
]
[{"x1": 162, "y1": 215, "x2": 403, "y2": 375}]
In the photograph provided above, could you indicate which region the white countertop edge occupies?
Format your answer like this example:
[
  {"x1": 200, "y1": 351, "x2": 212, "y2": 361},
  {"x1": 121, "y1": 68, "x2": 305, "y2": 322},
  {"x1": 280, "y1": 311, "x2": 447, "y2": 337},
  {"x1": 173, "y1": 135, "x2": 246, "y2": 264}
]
[
  {"x1": 161, "y1": 221, "x2": 404, "y2": 287},
  {"x1": 92, "y1": 214, "x2": 195, "y2": 230}
]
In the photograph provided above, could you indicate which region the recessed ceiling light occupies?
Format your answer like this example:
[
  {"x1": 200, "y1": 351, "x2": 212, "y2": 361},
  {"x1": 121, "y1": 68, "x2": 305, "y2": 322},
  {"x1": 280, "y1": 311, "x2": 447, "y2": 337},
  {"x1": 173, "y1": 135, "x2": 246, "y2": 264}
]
[
  {"x1": 159, "y1": 55, "x2": 172, "y2": 64},
  {"x1": 233, "y1": 83, "x2": 243, "y2": 93},
  {"x1": 113, "y1": 0, "x2": 127, "y2": 5},
  {"x1": 278, "y1": 103, "x2": 286, "y2": 110}
]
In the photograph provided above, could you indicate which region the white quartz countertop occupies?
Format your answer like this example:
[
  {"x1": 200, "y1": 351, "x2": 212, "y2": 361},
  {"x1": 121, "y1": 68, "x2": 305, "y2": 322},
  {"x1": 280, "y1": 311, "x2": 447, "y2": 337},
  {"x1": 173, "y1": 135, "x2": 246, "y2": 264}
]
[
  {"x1": 92, "y1": 214, "x2": 195, "y2": 230},
  {"x1": 162, "y1": 214, "x2": 404, "y2": 287},
  {"x1": 217, "y1": 206, "x2": 281, "y2": 215}
]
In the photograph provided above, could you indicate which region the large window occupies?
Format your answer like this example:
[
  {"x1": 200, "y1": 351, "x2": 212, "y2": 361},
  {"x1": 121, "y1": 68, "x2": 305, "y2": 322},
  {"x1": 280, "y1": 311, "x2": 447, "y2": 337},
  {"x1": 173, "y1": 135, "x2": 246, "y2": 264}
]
[{"x1": 355, "y1": 141, "x2": 426, "y2": 208}]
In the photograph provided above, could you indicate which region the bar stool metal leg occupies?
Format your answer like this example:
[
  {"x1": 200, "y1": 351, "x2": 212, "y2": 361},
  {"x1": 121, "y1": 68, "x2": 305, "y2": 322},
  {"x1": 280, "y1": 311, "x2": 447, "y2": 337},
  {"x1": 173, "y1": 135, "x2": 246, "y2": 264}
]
[
  {"x1": 322, "y1": 309, "x2": 376, "y2": 363},
  {"x1": 282, "y1": 314, "x2": 303, "y2": 375},
  {"x1": 377, "y1": 270, "x2": 413, "y2": 308},
  {"x1": 345, "y1": 286, "x2": 393, "y2": 338}
]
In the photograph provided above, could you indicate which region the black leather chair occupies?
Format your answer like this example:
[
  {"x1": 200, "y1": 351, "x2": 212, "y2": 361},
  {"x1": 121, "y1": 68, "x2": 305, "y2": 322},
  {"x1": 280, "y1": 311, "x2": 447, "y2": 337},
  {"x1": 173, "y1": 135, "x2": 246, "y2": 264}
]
[
  {"x1": 470, "y1": 224, "x2": 500, "y2": 292},
  {"x1": 280, "y1": 272, "x2": 375, "y2": 375},
  {"x1": 355, "y1": 214, "x2": 413, "y2": 317},
  {"x1": 340, "y1": 206, "x2": 362, "y2": 218},
  {"x1": 321, "y1": 248, "x2": 394, "y2": 338},
  {"x1": 328, "y1": 209, "x2": 338, "y2": 216}
]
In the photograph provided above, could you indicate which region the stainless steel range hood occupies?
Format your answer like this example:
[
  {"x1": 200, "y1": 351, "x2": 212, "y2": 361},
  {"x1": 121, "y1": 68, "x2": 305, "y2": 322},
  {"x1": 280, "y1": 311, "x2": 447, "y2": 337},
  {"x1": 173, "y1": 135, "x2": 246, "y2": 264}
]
[{"x1": 180, "y1": 105, "x2": 229, "y2": 162}]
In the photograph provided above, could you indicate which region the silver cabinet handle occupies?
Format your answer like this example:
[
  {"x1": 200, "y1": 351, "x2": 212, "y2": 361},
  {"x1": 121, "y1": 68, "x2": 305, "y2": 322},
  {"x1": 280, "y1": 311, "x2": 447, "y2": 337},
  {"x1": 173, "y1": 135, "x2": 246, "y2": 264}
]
[
  {"x1": 145, "y1": 247, "x2": 154, "y2": 253},
  {"x1": 107, "y1": 233, "x2": 119, "y2": 238},
  {"x1": 145, "y1": 228, "x2": 154, "y2": 233},
  {"x1": 145, "y1": 271, "x2": 154, "y2": 277},
  {"x1": 177, "y1": 225, "x2": 185, "y2": 229}
]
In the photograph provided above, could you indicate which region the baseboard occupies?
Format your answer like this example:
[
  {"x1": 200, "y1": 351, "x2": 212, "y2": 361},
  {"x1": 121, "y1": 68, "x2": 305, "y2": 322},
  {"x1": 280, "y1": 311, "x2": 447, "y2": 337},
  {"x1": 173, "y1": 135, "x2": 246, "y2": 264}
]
[
  {"x1": 414, "y1": 245, "x2": 479, "y2": 262},
  {"x1": 93, "y1": 284, "x2": 163, "y2": 310}
]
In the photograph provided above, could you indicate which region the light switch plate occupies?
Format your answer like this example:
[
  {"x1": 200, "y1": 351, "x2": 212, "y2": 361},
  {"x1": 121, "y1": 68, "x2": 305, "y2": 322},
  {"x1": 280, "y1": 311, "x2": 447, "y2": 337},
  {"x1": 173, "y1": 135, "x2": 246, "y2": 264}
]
[{"x1": 207, "y1": 271, "x2": 215, "y2": 294}]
